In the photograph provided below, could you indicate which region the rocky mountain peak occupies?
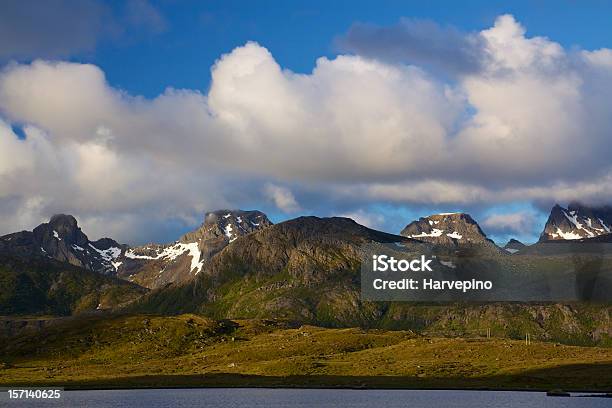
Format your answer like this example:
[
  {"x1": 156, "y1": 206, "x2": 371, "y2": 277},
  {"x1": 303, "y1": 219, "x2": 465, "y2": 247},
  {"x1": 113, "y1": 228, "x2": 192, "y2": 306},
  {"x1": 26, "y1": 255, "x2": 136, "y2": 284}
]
[
  {"x1": 118, "y1": 209, "x2": 273, "y2": 289},
  {"x1": 34, "y1": 214, "x2": 87, "y2": 246},
  {"x1": 180, "y1": 209, "x2": 272, "y2": 245},
  {"x1": 1, "y1": 215, "x2": 124, "y2": 275},
  {"x1": 503, "y1": 238, "x2": 526, "y2": 253},
  {"x1": 539, "y1": 203, "x2": 612, "y2": 242},
  {"x1": 49, "y1": 213, "x2": 78, "y2": 228},
  {"x1": 400, "y1": 212, "x2": 492, "y2": 246}
]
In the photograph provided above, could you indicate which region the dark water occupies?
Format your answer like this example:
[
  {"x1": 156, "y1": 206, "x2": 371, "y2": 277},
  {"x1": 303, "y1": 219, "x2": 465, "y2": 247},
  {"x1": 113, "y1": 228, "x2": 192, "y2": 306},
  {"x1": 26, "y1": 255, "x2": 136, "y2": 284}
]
[{"x1": 3, "y1": 388, "x2": 610, "y2": 408}]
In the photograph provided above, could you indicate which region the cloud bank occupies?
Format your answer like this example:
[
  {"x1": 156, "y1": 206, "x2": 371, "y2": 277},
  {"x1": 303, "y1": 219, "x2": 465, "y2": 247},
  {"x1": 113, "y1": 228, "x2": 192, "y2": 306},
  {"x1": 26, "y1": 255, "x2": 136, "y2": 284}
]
[
  {"x1": 2, "y1": 15, "x2": 612, "y2": 242},
  {"x1": 482, "y1": 211, "x2": 539, "y2": 237}
]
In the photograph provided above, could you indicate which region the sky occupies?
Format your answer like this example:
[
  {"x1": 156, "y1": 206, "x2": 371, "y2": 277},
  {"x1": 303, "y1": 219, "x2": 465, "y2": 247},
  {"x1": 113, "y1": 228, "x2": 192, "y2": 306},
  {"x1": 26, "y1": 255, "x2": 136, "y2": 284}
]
[{"x1": 2, "y1": 0, "x2": 612, "y2": 245}]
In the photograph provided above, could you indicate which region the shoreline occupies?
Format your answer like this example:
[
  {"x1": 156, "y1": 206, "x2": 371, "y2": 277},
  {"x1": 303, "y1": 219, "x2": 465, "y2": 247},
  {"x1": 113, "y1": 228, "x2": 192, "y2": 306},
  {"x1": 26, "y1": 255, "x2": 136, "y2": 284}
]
[{"x1": 2, "y1": 377, "x2": 611, "y2": 394}]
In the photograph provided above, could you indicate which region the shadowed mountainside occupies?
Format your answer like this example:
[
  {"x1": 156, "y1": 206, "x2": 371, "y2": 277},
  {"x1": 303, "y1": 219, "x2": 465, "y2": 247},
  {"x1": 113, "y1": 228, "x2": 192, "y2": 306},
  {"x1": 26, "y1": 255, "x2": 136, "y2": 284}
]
[{"x1": 0, "y1": 254, "x2": 146, "y2": 316}]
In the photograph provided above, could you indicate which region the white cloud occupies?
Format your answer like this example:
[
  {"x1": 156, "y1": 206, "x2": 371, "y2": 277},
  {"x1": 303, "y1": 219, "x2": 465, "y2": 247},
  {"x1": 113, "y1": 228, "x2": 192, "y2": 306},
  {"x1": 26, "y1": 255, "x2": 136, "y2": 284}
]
[
  {"x1": 264, "y1": 183, "x2": 301, "y2": 213},
  {"x1": 1, "y1": 15, "x2": 612, "y2": 241},
  {"x1": 482, "y1": 211, "x2": 538, "y2": 235}
]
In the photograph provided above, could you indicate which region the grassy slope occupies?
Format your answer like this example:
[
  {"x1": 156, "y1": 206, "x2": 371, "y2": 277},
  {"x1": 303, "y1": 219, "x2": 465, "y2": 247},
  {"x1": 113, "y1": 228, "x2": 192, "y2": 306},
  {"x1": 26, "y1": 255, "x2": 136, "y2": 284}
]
[
  {"x1": 1, "y1": 314, "x2": 611, "y2": 391},
  {"x1": 134, "y1": 271, "x2": 612, "y2": 347},
  {"x1": 0, "y1": 254, "x2": 146, "y2": 315}
]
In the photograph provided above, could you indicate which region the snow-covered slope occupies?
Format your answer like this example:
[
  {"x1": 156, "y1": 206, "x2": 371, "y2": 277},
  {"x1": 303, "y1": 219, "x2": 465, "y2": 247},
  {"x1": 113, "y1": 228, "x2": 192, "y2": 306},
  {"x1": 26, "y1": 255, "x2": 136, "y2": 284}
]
[{"x1": 116, "y1": 210, "x2": 272, "y2": 288}]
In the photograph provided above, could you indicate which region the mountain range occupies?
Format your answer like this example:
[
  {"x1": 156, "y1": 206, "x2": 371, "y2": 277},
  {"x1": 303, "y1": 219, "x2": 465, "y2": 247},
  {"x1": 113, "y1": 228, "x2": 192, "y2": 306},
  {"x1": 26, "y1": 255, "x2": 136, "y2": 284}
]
[{"x1": 1, "y1": 203, "x2": 611, "y2": 345}]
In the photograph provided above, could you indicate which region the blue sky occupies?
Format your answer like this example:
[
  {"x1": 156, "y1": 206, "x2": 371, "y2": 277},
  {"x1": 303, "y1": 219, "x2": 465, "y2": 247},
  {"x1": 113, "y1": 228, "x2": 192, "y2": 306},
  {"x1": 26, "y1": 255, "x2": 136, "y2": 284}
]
[
  {"x1": 86, "y1": 1, "x2": 612, "y2": 98},
  {"x1": 2, "y1": 1, "x2": 612, "y2": 245}
]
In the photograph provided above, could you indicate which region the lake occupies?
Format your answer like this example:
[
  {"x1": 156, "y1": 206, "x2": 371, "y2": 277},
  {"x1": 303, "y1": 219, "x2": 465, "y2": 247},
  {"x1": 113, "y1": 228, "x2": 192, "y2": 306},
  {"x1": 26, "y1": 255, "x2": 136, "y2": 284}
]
[{"x1": 3, "y1": 388, "x2": 610, "y2": 407}]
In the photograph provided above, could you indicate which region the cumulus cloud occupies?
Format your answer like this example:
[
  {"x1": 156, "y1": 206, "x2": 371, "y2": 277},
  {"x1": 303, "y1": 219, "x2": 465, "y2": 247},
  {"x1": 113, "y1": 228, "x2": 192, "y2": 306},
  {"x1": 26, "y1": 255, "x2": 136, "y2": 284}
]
[
  {"x1": 2, "y1": 15, "x2": 612, "y2": 242},
  {"x1": 264, "y1": 184, "x2": 301, "y2": 213}
]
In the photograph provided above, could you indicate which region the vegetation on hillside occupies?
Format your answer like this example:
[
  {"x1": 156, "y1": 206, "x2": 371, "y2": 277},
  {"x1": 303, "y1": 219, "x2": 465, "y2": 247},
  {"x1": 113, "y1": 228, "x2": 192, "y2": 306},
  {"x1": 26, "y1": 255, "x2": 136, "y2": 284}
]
[{"x1": 0, "y1": 314, "x2": 611, "y2": 391}]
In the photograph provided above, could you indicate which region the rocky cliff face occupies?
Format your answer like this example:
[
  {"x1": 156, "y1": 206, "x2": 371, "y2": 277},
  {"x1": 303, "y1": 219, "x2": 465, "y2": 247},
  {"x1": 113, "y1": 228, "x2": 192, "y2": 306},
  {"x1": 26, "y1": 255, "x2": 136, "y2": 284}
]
[
  {"x1": 116, "y1": 210, "x2": 273, "y2": 289},
  {"x1": 0, "y1": 214, "x2": 125, "y2": 275},
  {"x1": 539, "y1": 203, "x2": 612, "y2": 242},
  {"x1": 400, "y1": 213, "x2": 494, "y2": 247}
]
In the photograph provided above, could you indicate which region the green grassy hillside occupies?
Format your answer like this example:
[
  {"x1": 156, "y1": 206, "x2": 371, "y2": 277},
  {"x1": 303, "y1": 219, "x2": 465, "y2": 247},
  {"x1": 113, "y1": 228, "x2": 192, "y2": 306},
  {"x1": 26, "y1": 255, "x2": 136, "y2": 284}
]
[{"x1": 1, "y1": 314, "x2": 611, "y2": 391}]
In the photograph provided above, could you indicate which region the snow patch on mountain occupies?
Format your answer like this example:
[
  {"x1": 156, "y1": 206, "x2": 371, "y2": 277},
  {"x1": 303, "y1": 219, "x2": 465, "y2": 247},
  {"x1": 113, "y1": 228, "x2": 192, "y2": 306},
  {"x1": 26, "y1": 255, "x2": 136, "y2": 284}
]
[
  {"x1": 551, "y1": 228, "x2": 583, "y2": 240},
  {"x1": 411, "y1": 228, "x2": 444, "y2": 238},
  {"x1": 89, "y1": 244, "x2": 121, "y2": 261},
  {"x1": 224, "y1": 224, "x2": 236, "y2": 242},
  {"x1": 124, "y1": 242, "x2": 204, "y2": 274}
]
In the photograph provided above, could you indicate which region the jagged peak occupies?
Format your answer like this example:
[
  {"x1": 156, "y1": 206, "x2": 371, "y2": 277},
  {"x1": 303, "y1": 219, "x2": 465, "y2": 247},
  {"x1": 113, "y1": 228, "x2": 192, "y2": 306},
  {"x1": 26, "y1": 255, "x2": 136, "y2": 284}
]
[
  {"x1": 503, "y1": 238, "x2": 526, "y2": 254},
  {"x1": 48, "y1": 214, "x2": 79, "y2": 230},
  {"x1": 178, "y1": 209, "x2": 272, "y2": 245},
  {"x1": 33, "y1": 214, "x2": 84, "y2": 241},
  {"x1": 539, "y1": 202, "x2": 612, "y2": 242}
]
